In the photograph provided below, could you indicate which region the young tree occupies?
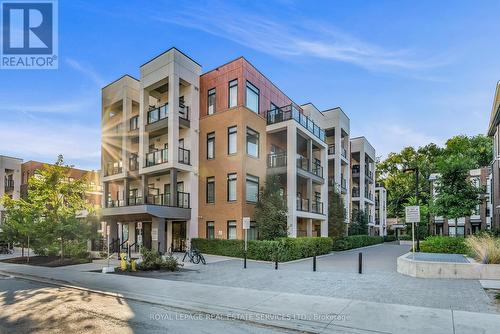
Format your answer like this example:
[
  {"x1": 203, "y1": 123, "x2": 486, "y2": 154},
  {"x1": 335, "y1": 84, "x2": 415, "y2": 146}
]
[
  {"x1": 255, "y1": 175, "x2": 288, "y2": 240},
  {"x1": 328, "y1": 189, "x2": 346, "y2": 238},
  {"x1": 349, "y1": 210, "x2": 369, "y2": 236},
  {"x1": 431, "y1": 155, "x2": 483, "y2": 236}
]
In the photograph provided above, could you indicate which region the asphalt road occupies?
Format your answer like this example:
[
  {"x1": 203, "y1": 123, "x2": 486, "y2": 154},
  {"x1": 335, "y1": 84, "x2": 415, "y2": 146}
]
[{"x1": 0, "y1": 274, "x2": 288, "y2": 334}]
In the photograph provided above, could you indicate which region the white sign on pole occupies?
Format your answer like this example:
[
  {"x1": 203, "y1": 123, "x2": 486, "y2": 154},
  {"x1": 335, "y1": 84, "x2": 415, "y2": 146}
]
[
  {"x1": 106, "y1": 225, "x2": 111, "y2": 235},
  {"x1": 151, "y1": 228, "x2": 158, "y2": 241},
  {"x1": 137, "y1": 235, "x2": 143, "y2": 245},
  {"x1": 137, "y1": 222, "x2": 142, "y2": 229},
  {"x1": 405, "y1": 206, "x2": 420, "y2": 223},
  {"x1": 242, "y1": 217, "x2": 251, "y2": 230}
]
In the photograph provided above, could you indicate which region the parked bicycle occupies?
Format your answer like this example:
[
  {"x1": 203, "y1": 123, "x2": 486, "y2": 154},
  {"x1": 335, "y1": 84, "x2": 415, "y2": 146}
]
[
  {"x1": 182, "y1": 247, "x2": 206, "y2": 265},
  {"x1": 0, "y1": 244, "x2": 13, "y2": 255}
]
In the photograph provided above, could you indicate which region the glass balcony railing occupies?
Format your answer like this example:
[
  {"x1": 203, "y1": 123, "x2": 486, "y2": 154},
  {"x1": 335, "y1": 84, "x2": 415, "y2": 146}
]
[
  {"x1": 352, "y1": 187, "x2": 360, "y2": 197},
  {"x1": 105, "y1": 163, "x2": 123, "y2": 176},
  {"x1": 296, "y1": 197, "x2": 310, "y2": 211},
  {"x1": 267, "y1": 153, "x2": 287, "y2": 168},
  {"x1": 312, "y1": 162, "x2": 323, "y2": 178},
  {"x1": 129, "y1": 154, "x2": 138, "y2": 171},
  {"x1": 178, "y1": 147, "x2": 191, "y2": 165},
  {"x1": 296, "y1": 155, "x2": 309, "y2": 171},
  {"x1": 147, "y1": 103, "x2": 168, "y2": 124},
  {"x1": 267, "y1": 104, "x2": 326, "y2": 142},
  {"x1": 146, "y1": 148, "x2": 168, "y2": 167},
  {"x1": 311, "y1": 200, "x2": 324, "y2": 214}
]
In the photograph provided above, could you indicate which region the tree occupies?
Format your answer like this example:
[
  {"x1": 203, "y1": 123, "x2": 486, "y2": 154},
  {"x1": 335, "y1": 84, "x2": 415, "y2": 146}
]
[
  {"x1": 255, "y1": 175, "x2": 288, "y2": 240},
  {"x1": 431, "y1": 155, "x2": 483, "y2": 236},
  {"x1": 349, "y1": 210, "x2": 369, "y2": 236},
  {"x1": 328, "y1": 189, "x2": 346, "y2": 238},
  {"x1": 443, "y1": 135, "x2": 492, "y2": 168}
]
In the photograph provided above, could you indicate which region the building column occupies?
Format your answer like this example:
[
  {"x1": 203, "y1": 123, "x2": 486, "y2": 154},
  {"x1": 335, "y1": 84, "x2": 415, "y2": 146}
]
[
  {"x1": 167, "y1": 74, "x2": 180, "y2": 165},
  {"x1": 124, "y1": 178, "x2": 130, "y2": 206},
  {"x1": 128, "y1": 222, "x2": 136, "y2": 249},
  {"x1": 306, "y1": 219, "x2": 313, "y2": 237},
  {"x1": 166, "y1": 220, "x2": 173, "y2": 251},
  {"x1": 151, "y1": 217, "x2": 166, "y2": 253},
  {"x1": 170, "y1": 168, "x2": 178, "y2": 206},
  {"x1": 103, "y1": 182, "x2": 109, "y2": 208},
  {"x1": 117, "y1": 222, "x2": 123, "y2": 246},
  {"x1": 286, "y1": 124, "x2": 298, "y2": 237},
  {"x1": 141, "y1": 174, "x2": 148, "y2": 203}
]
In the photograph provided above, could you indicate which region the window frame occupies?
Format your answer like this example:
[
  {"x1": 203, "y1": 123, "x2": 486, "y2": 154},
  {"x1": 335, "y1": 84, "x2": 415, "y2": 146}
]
[
  {"x1": 246, "y1": 127, "x2": 260, "y2": 158},
  {"x1": 207, "y1": 132, "x2": 215, "y2": 160},
  {"x1": 206, "y1": 221, "x2": 215, "y2": 240},
  {"x1": 227, "y1": 173, "x2": 237, "y2": 202},
  {"x1": 228, "y1": 79, "x2": 238, "y2": 108},
  {"x1": 206, "y1": 176, "x2": 215, "y2": 204},
  {"x1": 228, "y1": 126, "x2": 237, "y2": 155},
  {"x1": 227, "y1": 220, "x2": 237, "y2": 240},
  {"x1": 245, "y1": 174, "x2": 259, "y2": 203},
  {"x1": 207, "y1": 88, "x2": 216, "y2": 115},
  {"x1": 245, "y1": 80, "x2": 260, "y2": 114}
]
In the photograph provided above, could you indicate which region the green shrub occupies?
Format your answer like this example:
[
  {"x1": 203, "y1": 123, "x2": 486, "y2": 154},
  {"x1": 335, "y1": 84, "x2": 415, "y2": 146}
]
[
  {"x1": 332, "y1": 235, "x2": 384, "y2": 251},
  {"x1": 420, "y1": 236, "x2": 468, "y2": 254},
  {"x1": 138, "y1": 248, "x2": 182, "y2": 271},
  {"x1": 384, "y1": 235, "x2": 396, "y2": 242},
  {"x1": 191, "y1": 237, "x2": 332, "y2": 262},
  {"x1": 465, "y1": 235, "x2": 500, "y2": 264}
]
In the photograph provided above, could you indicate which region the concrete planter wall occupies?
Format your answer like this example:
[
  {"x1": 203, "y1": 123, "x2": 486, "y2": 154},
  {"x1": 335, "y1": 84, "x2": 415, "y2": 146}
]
[{"x1": 397, "y1": 253, "x2": 500, "y2": 279}]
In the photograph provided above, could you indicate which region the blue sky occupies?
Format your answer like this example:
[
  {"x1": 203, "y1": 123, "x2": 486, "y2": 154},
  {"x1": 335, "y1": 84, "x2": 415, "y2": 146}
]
[{"x1": 1, "y1": 0, "x2": 499, "y2": 170}]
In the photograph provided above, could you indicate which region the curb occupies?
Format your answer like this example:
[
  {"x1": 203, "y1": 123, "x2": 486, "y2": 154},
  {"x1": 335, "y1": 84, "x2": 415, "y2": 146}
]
[{"x1": 0, "y1": 269, "x2": 317, "y2": 333}]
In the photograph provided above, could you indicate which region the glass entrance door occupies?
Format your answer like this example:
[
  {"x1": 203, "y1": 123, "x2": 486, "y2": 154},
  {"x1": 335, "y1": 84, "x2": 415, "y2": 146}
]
[{"x1": 171, "y1": 221, "x2": 187, "y2": 252}]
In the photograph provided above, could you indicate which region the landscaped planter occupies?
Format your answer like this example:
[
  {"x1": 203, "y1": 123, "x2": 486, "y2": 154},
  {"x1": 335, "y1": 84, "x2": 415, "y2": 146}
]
[{"x1": 397, "y1": 252, "x2": 500, "y2": 279}]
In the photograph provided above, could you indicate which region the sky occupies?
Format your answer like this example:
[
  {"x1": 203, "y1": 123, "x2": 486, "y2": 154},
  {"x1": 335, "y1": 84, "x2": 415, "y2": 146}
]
[{"x1": 1, "y1": 0, "x2": 499, "y2": 170}]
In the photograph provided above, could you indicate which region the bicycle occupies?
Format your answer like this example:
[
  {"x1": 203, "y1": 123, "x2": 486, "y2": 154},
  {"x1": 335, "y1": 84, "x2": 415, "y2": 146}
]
[
  {"x1": 182, "y1": 247, "x2": 206, "y2": 265},
  {"x1": 0, "y1": 244, "x2": 13, "y2": 255}
]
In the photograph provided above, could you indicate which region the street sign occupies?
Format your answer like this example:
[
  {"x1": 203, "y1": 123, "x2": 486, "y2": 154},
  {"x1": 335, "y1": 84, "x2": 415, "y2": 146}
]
[
  {"x1": 243, "y1": 217, "x2": 251, "y2": 230},
  {"x1": 405, "y1": 206, "x2": 420, "y2": 223},
  {"x1": 137, "y1": 222, "x2": 142, "y2": 229},
  {"x1": 151, "y1": 228, "x2": 158, "y2": 241},
  {"x1": 106, "y1": 225, "x2": 110, "y2": 235},
  {"x1": 137, "y1": 234, "x2": 143, "y2": 245}
]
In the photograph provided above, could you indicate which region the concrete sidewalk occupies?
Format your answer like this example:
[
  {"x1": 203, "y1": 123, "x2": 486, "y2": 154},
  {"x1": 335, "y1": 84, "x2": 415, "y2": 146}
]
[{"x1": 1, "y1": 262, "x2": 499, "y2": 334}]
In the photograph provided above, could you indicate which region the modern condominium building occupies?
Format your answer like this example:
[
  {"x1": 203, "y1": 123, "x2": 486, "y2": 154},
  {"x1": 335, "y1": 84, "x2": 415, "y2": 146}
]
[
  {"x1": 429, "y1": 167, "x2": 491, "y2": 236},
  {"x1": 0, "y1": 155, "x2": 22, "y2": 224},
  {"x1": 350, "y1": 137, "x2": 376, "y2": 235},
  {"x1": 375, "y1": 186, "x2": 387, "y2": 236},
  {"x1": 101, "y1": 48, "x2": 200, "y2": 253},
  {"x1": 487, "y1": 80, "x2": 500, "y2": 231}
]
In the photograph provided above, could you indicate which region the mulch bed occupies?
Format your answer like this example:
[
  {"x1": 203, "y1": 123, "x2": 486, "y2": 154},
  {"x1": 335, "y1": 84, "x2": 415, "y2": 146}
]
[{"x1": 1, "y1": 256, "x2": 91, "y2": 267}]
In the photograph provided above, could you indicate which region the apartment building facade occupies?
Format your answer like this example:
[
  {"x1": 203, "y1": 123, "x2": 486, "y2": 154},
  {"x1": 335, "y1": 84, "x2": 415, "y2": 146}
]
[
  {"x1": 21, "y1": 160, "x2": 102, "y2": 214},
  {"x1": 0, "y1": 155, "x2": 22, "y2": 224},
  {"x1": 101, "y1": 48, "x2": 201, "y2": 253},
  {"x1": 488, "y1": 80, "x2": 500, "y2": 231},
  {"x1": 350, "y1": 137, "x2": 377, "y2": 235},
  {"x1": 429, "y1": 168, "x2": 491, "y2": 236},
  {"x1": 375, "y1": 186, "x2": 387, "y2": 236}
]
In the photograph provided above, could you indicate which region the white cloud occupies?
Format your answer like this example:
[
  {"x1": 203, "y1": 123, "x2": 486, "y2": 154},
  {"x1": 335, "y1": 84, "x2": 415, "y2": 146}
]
[
  {"x1": 157, "y1": 2, "x2": 448, "y2": 74},
  {"x1": 66, "y1": 58, "x2": 106, "y2": 87}
]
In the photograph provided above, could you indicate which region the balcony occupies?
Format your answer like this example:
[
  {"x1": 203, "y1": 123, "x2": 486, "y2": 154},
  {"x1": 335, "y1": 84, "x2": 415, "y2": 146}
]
[
  {"x1": 267, "y1": 153, "x2": 287, "y2": 168},
  {"x1": 147, "y1": 103, "x2": 168, "y2": 124},
  {"x1": 312, "y1": 162, "x2": 323, "y2": 178},
  {"x1": 129, "y1": 154, "x2": 139, "y2": 172},
  {"x1": 296, "y1": 197, "x2": 310, "y2": 212},
  {"x1": 352, "y1": 165, "x2": 360, "y2": 177},
  {"x1": 297, "y1": 155, "x2": 309, "y2": 172},
  {"x1": 266, "y1": 104, "x2": 326, "y2": 143},
  {"x1": 365, "y1": 191, "x2": 373, "y2": 201},
  {"x1": 4, "y1": 179, "x2": 14, "y2": 192},
  {"x1": 328, "y1": 144, "x2": 335, "y2": 155},
  {"x1": 146, "y1": 148, "x2": 168, "y2": 167},
  {"x1": 107, "y1": 191, "x2": 190, "y2": 209},
  {"x1": 352, "y1": 187, "x2": 360, "y2": 197},
  {"x1": 104, "y1": 164, "x2": 123, "y2": 177},
  {"x1": 365, "y1": 170, "x2": 374, "y2": 182},
  {"x1": 178, "y1": 147, "x2": 191, "y2": 165},
  {"x1": 311, "y1": 200, "x2": 324, "y2": 214},
  {"x1": 342, "y1": 148, "x2": 347, "y2": 159}
]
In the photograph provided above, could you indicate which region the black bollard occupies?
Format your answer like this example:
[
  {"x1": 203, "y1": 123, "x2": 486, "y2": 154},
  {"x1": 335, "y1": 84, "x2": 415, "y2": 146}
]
[
  {"x1": 275, "y1": 260, "x2": 278, "y2": 270},
  {"x1": 358, "y1": 252, "x2": 362, "y2": 274},
  {"x1": 244, "y1": 251, "x2": 247, "y2": 269},
  {"x1": 313, "y1": 255, "x2": 317, "y2": 272}
]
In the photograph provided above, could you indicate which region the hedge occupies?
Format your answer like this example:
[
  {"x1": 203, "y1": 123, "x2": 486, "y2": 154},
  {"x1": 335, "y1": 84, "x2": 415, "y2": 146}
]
[
  {"x1": 332, "y1": 235, "x2": 384, "y2": 251},
  {"x1": 419, "y1": 236, "x2": 468, "y2": 254},
  {"x1": 191, "y1": 237, "x2": 332, "y2": 262},
  {"x1": 383, "y1": 235, "x2": 396, "y2": 242}
]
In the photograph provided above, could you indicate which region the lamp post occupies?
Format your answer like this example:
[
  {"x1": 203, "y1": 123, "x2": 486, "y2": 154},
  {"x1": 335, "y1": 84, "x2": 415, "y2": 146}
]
[{"x1": 403, "y1": 167, "x2": 420, "y2": 251}]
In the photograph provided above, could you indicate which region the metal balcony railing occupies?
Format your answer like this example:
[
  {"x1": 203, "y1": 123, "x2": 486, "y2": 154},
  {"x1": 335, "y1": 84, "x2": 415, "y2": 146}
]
[
  {"x1": 352, "y1": 187, "x2": 360, "y2": 197},
  {"x1": 296, "y1": 155, "x2": 309, "y2": 171},
  {"x1": 311, "y1": 200, "x2": 324, "y2": 214},
  {"x1": 146, "y1": 148, "x2": 168, "y2": 167},
  {"x1": 105, "y1": 164, "x2": 123, "y2": 176},
  {"x1": 266, "y1": 104, "x2": 326, "y2": 142},
  {"x1": 328, "y1": 144, "x2": 335, "y2": 155},
  {"x1": 147, "y1": 103, "x2": 168, "y2": 124},
  {"x1": 312, "y1": 162, "x2": 323, "y2": 178},
  {"x1": 352, "y1": 165, "x2": 360, "y2": 177},
  {"x1": 179, "y1": 105, "x2": 189, "y2": 121},
  {"x1": 267, "y1": 153, "x2": 287, "y2": 168},
  {"x1": 178, "y1": 147, "x2": 191, "y2": 165},
  {"x1": 296, "y1": 197, "x2": 310, "y2": 212}
]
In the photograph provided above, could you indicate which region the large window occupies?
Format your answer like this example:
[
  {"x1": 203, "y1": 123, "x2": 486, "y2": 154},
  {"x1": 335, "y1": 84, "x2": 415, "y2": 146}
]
[
  {"x1": 227, "y1": 173, "x2": 237, "y2": 202},
  {"x1": 228, "y1": 126, "x2": 237, "y2": 154},
  {"x1": 246, "y1": 127, "x2": 259, "y2": 158},
  {"x1": 229, "y1": 79, "x2": 238, "y2": 108},
  {"x1": 248, "y1": 221, "x2": 258, "y2": 240},
  {"x1": 206, "y1": 176, "x2": 215, "y2": 203},
  {"x1": 227, "y1": 221, "x2": 237, "y2": 240},
  {"x1": 246, "y1": 81, "x2": 259, "y2": 113},
  {"x1": 206, "y1": 221, "x2": 215, "y2": 239},
  {"x1": 208, "y1": 88, "x2": 216, "y2": 115},
  {"x1": 207, "y1": 132, "x2": 215, "y2": 159},
  {"x1": 246, "y1": 174, "x2": 259, "y2": 203}
]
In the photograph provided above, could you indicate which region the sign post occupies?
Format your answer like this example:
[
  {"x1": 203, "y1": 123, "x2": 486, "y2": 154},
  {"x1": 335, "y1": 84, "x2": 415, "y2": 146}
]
[
  {"x1": 106, "y1": 225, "x2": 110, "y2": 268},
  {"x1": 243, "y1": 217, "x2": 250, "y2": 269},
  {"x1": 137, "y1": 222, "x2": 143, "y2": 256},
  {"x1": 405, "y1": 206, "x2": 420, "y2": 259}
]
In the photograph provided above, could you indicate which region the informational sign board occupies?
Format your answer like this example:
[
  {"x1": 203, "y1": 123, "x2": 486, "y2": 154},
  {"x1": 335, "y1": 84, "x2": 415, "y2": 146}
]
[
  {"x1": 405, "y1": 206, "x2": 420, "y2": 223},
  {"x1": 137, "y1": 222, "x2": 142, "y2": 229},
  {"x1": 243, "y1": 217, "x2": 251, "y2": 230},
  {"x1": 151, "y1": 228, "x2": 158, "y2": 241},
  {"x1": 137, "y1": 234, "x2": 143, "y2": 245}
]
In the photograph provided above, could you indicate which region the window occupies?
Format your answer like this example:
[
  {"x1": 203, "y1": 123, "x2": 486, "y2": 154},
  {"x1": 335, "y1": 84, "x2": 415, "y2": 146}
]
[
  {"x1": 246, "y1": 127, "x2": 259, "y2": 157},
  {"x1": 130, "y1": 116, "x2": 138, "y2": 130},
  {"x1": 208, "y1": 88, "x2": 216, "y2": 115},
  {"x1": 207, "y1": 132, "x2": 215, "y2": 159},
  {"x1": 246, "y1": 174, "x2": 259, "y2": 203},
  {"x1": 206, "y1": 177, "x2": 215, "y2": 203},
  {"x1": 228, "y1": 126, "x2": 237, "y2": 154},
  {"x1": 227, "y1": 221, "x2": 237, "y2": 240},
  {"x1": 227, "y1": 173, "x2": 237, "y2": 201},
  {"x1": 229, "y1": 79, "x2": 238, "y2": 108},
  {"x1": 248, "y1": 221, "x2": 258, "y2": 240},
  {"x1": 206, "y1": 221, "x2": 215, "y2": 240},
  {"x1": 246, "y1": 81, "x2": 259, "y2": 113}
]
